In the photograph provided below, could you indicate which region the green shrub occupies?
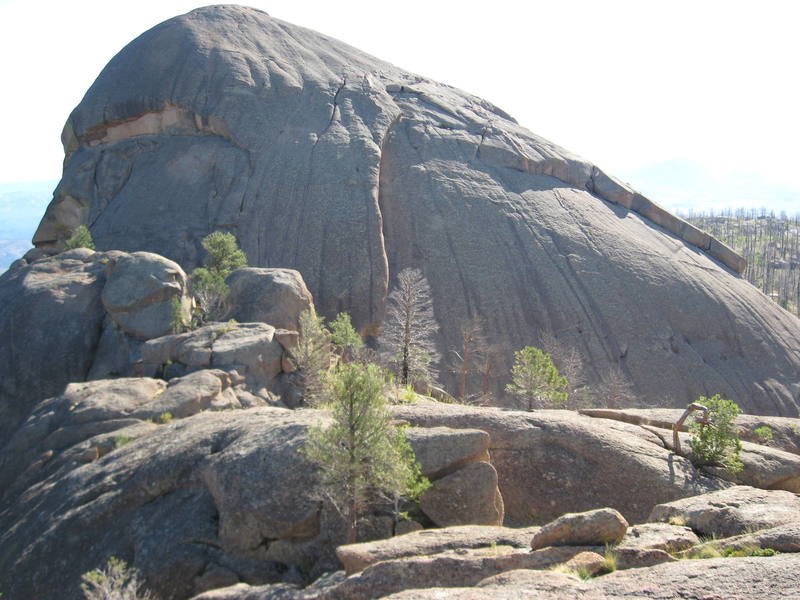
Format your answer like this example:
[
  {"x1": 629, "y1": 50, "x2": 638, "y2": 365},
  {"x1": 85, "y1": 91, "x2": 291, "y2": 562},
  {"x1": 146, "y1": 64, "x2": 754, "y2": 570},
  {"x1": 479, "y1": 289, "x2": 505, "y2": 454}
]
[
  {"x1": 81, "y1": 557, "x2": 154, "y2": 600},
  {"x1": 155, "y1": 412, "x2": 173, "y2": 425},
  {"x1": 114, "y1": 435, "x2": 134, "y2": 449},
  {"x1": 721, "y1": 545, "x2": 777, "y2": 558},
  {"x1": 64, "y1": 225, "x2": 95, "y2": 250},
  {"x1": 689, "y1": 394, "x2": 743, "y2": 473},
  {"x1": 170, "y1": 296, "x2": 188, "y2": 334},
  {"x1": 754, "y1": 425, "x2": 774, "y2": 443},
  {"x1": 601, "y1": 545, "x2": 618, "y2": 573}
]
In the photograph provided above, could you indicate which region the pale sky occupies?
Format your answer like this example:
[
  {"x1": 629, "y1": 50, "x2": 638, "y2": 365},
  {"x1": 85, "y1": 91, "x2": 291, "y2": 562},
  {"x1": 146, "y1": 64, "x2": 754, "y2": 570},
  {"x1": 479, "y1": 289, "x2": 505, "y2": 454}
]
[{"x1": 1, "y1": 0, "x2": 798, "y2": 203}]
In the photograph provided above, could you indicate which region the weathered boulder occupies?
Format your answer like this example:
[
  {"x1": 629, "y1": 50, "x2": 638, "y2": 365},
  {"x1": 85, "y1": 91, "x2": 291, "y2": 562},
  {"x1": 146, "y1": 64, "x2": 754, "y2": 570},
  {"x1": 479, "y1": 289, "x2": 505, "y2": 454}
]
[
  {"x1": 0, "y1": 249, "x2": 107, "y2": 444},
  {"x1": 101, "y1": 250, "x2": 191, "y2": 339},
  {"x1": 650, "y1": 426, "x2": 800, "y2": 493},
  {"x1": 404, "y1": 426, "x2": 490, "y2": 478},
  {"x1": 648, "y1": 485, "x2": 800, "y2": 537},
  {"x1": 393, "y1": 401, "x2": 725, "y2": 524},
  {"x1": 530, "y1": 508, "x2": 628, "y2": 549},
  {"x1": 618, "y1": 522, "x2": 701, "y2": 553},
  {"x1": 419, "y1": 461, "x2": 503, "y2": 527},
  {"x1": 612, "y1": 547, "x2": 676, "y2": 570},
  {"x1": 0, "y1": 371, "x2": 254, "y2": 503},
  {"x1": 136, "y1": 322, "x2": 286, "y2": 395},
  {"x1": 335, "y1": 524, "x2": 539, "y2": 575},
  {"x1": 225, "y1": 268, "x2": 313, "y2": 332},
  {"x1": 0, "y1": 248, "x2": 195, "y2": 445},
  {"x1": 37, "y1": 5, "x2": 800, "y2": 413},
  {"x1": 560, "y1": 550, "x2": 606, "y2": 576},
  {"x1": 317, "y1": 546, "x2": 596, "y2": 600}
]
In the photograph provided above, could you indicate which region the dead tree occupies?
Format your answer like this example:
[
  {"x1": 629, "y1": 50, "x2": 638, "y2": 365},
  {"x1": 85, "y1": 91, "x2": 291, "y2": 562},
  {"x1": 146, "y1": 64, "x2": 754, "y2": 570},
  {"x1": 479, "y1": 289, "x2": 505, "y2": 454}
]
[
  {"x1": 449, "y1": 317, "x2": 489, "y2": 403},
  {"x1": 379, "y1": 268, "x2": 440, "y2": 386}
]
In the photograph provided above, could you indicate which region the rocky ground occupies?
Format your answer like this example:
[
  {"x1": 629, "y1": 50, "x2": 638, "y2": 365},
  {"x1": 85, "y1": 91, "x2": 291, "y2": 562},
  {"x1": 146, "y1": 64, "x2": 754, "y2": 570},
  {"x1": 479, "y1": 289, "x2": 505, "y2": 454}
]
[{"x1": 1, "y1": 242, "x2": 799, "y2": 600}]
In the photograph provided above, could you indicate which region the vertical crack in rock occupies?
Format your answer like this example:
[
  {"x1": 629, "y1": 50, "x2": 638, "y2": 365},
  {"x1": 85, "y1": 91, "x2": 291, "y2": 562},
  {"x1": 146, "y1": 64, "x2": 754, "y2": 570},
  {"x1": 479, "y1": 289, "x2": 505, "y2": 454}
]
[{"x1": 373, "y1": 112, "x2": 402, "y2": 336}]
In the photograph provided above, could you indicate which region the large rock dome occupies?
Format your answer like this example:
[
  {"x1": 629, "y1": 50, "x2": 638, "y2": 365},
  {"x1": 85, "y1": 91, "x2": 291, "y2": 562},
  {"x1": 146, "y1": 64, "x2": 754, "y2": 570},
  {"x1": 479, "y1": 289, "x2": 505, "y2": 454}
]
[{"x1": 33, "y1": 5, "x2": 800, "y2": 413}]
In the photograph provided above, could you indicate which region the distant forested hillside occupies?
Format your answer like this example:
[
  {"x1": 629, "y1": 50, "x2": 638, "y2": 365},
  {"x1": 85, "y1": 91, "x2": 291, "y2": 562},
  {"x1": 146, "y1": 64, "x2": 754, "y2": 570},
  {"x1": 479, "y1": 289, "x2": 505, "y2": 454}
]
[{"x1": 682, "y1": 209, "x2": 800, "y2": 316}]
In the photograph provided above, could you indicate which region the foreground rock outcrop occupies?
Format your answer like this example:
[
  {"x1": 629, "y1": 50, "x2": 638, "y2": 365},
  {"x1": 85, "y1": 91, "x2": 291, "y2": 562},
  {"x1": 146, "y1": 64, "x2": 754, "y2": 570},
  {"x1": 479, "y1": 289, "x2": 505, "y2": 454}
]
[
  {"x1": 192, "y1": 487, "x2": 800, "y2": 600},
  {"x1": 0, "y1": 249, "x2": 191, "y2": 445},
  {"x1": 5, "y1": 385, "x2": 799, "y2": 600},
  {"x1": 384, "y1": 555, "x2": 800, "y2": 600},
  {"x1": 30, "y1": 4, "x2": 800, "y2": 413}
]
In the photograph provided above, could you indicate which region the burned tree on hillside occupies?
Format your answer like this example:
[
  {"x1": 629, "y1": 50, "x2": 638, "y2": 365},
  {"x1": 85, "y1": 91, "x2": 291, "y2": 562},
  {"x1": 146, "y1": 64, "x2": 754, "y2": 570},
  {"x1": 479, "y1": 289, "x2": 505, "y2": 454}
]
[{"x1": 379, "y1": 268, "x2": 440, "y2": 386}]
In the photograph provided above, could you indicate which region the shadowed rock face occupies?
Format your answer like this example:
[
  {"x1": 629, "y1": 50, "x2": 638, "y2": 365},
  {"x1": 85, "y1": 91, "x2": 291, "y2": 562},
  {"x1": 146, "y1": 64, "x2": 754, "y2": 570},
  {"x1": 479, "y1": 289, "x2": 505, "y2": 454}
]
[{"x1": 34, "y1": 5, "x2": 800, "y2": 413}]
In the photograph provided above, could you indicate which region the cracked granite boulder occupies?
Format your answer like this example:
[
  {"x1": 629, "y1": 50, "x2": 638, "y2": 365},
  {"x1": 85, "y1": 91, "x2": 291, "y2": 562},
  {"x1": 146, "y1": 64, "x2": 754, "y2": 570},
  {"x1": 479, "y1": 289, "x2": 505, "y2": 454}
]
[{"x1": 32, "y1": 5, "x2": 800, "y2": 413}]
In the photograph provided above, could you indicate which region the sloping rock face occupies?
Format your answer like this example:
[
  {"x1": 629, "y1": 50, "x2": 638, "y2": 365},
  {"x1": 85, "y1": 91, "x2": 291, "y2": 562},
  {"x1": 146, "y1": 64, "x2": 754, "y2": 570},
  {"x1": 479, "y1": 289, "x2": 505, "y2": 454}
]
[{"x1": 34, "y1": 5, "x2": 800, "y2": 413}]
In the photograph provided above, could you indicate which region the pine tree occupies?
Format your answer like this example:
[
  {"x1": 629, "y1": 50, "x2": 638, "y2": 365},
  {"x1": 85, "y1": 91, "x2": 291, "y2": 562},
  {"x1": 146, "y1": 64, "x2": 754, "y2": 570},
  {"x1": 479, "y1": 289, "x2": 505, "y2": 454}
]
[
  {"x1": 505, "y1": 346, "x2": 568, "y2": 409},
  {"x1": 289, "y1": 310, "x2": 333, "y2": 406},
  {"x1": 303, "y1": 363, "x2": 427, "y2": 543},
  {"x1": 190, "y1": 231, "x2": 247, "y2": 323},
  {"x1": 328, "y1": 312, "x2": 363, "y2": 363},
  {"x1": 64, "y1": 225, "x2": 95, "y2": 250}
]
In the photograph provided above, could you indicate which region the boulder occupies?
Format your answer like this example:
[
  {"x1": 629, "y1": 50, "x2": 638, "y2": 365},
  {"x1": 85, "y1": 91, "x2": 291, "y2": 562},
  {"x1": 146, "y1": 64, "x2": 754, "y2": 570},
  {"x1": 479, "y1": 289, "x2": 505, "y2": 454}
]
[
  {"x1": 618, "y1": 522, "x2": 700, "y2": 553},
  {"x1": 137, "y1": 322, "x2": 286, "y2": 394},
  {"x1": 0, "y1": 249, "x2": 107, "y2": 444},
  {"x1": 648, "y1": 485, "x2": 800, "y2": 537},
  {"x1": 560, "y1": 550, "x2": 606, "y2": 576},
  {"x1": 419, "y1": 461, "x2": 503, "y2": 527},
  {"x1": 101, "y1": 251, "x2": 191, "y2": 339},
  {"x1": 393, "y1": 402, "x2": 725, "y2": 524},
  {"x1": 336, "y1": 524, "x2": 539, "y2": 575},
  {"x1": 38, "y1": 5, "x2": 800, "y2": 413},
  {"x1": 404, "y1": 427, "x2": 490, "y2": 478},
  {"x1": 0, "y1": 248, "x2": 195, "y2": 446},
  {"x1": 530, "y1": 508, "x2": 628, "y2": 549},
  {"x1": 225, "y1": 268, "x2": 313, "y2": 332},
  {"x1": 129, "y1": 369, "x2": 241, "y2": 419},
  {"x1": 612, "y1": 547, "x2": 676, "y2": 570},
  {"x1": 317, "y1": 546, "x2": 596, "y2": 600}
]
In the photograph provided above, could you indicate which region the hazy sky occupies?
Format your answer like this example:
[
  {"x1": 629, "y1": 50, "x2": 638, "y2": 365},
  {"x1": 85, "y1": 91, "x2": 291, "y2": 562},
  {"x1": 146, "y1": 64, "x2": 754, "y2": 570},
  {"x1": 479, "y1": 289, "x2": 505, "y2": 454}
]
[{"x1": 1, "y1": 0, "x2": 798, "y2": 205}]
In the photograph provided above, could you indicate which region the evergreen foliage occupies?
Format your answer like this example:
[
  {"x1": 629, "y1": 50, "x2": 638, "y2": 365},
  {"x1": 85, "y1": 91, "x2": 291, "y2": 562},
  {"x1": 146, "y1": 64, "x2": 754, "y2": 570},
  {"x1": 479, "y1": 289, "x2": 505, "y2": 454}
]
[
  {"x1": 170, "y1": 296, "x2": 188, "y2": 334},
  {"x1": 81, "y1": 557, "x2": 154, "y2": 600},
  {"x1": 190, "y1": 231, "x2": 247, "y2": 323},
  {"x1": 505, "y1": 346, "x2": 569, "y2": 409},
  {"x1": 290, "y1": 309, "x2": 333, "y2": 406},
  {"x1": 379, "y1": 268, "x2": 440, "y2": 386},
  {"x1": 64, "y1": 225, "x2": 95, "y2": 250},
  {"x1": 200, "y1": 231, "x2": 247, "y2": 275},
  {"x1": 689, "y1": 394, "x2": 743, "y2": 473},
  {"x1": 328, "y1": 312, "x2": 363, "y2": 360},
  {"x1": 303, "y1": 363, "x2": 428, "y2": 544}
]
